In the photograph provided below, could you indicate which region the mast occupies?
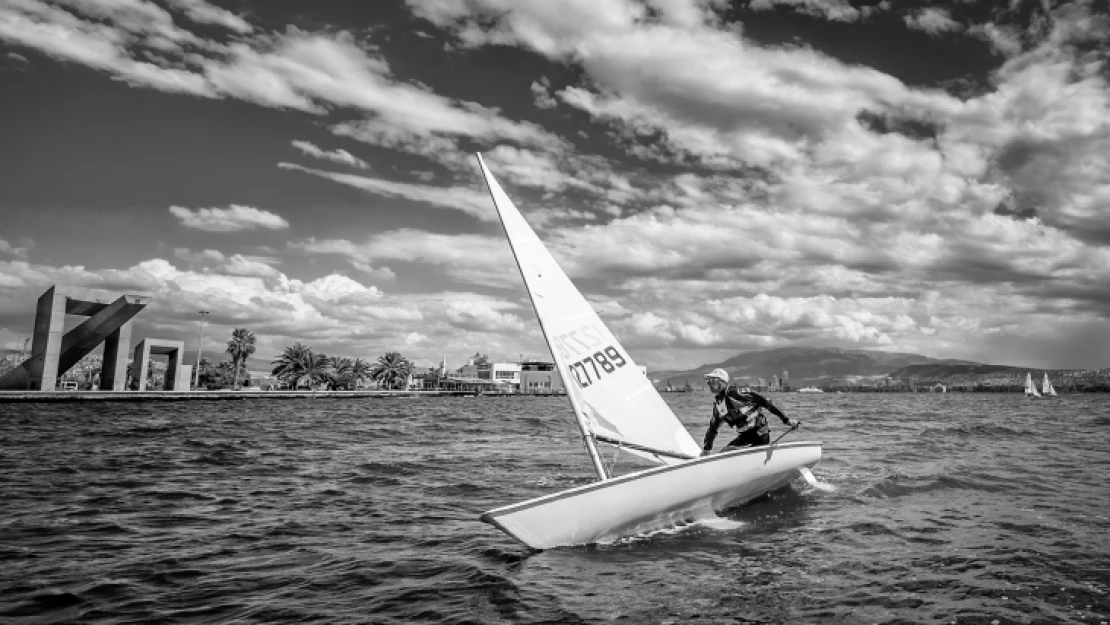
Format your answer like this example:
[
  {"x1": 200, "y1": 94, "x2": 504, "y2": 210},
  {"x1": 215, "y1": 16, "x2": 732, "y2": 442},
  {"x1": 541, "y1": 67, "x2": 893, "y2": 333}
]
[{"x1": 476, "y1": 153, "x2": 608, "y2": 481}]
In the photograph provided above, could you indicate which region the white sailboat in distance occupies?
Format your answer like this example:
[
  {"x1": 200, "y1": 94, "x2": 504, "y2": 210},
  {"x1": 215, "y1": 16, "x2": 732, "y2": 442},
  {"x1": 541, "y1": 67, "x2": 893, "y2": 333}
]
[
  {"x1": 475, "y1": 154, "x2": 823, "y2": 549},
  {"x1": 1025, "y1": 373, "x2": 1042, "y2": 398},
  {"x1": 1042, "y1": 373, "x2": 1057, "y2": 397}
]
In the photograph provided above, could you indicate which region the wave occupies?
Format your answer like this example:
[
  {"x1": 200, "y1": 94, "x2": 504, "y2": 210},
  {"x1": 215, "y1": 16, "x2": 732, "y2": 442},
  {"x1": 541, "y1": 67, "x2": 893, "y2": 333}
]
[{"x1": 860, "y1": 472, "x2": 1012, "y2": 498}]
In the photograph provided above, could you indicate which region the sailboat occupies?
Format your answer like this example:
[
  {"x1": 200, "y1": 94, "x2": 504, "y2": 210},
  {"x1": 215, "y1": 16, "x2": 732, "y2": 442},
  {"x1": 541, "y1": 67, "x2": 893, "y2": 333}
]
[
  {"x1": 475, "y1": 154, "x2": 823, "y2": 549},
  {"x1": 1024, "y1": 373, "x2": 1042, "y2": 398},
  {"x1": 1041, "y1": 373, "x2": 1057, "y2": 397}
]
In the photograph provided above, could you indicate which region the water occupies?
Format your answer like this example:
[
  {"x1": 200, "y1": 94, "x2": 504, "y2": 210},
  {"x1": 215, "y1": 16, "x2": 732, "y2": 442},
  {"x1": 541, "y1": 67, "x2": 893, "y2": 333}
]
[{"x1": 2, "y1": 393, "x2": 1109, "y2": 624}]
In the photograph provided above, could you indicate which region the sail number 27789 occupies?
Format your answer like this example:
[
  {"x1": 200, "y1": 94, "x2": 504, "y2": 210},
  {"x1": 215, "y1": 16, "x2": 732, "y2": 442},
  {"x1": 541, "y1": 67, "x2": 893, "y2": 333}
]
[{"x1": 567, "y1": 346, "x2": 627, "y2": 387}]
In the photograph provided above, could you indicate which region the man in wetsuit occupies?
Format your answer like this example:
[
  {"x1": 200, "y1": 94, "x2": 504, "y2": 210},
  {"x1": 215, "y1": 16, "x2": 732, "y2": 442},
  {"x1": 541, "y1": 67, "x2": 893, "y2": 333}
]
[{"x1": 700, "y1": 368, "x2": 799, "y2": 457}]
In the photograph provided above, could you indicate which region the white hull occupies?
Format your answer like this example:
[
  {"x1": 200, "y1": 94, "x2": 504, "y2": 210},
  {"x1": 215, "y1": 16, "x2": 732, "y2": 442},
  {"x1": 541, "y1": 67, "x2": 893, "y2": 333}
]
[{"x1": 481, "y1": 441, "x2": 822, "y2": 549}]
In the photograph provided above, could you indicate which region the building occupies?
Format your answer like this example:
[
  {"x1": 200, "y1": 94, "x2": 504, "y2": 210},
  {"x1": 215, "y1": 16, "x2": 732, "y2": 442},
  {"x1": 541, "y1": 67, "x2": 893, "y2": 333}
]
[
  {"x1": 782, "y1": 370, "x2": 789, "y2": 392},
  {"x1": 478, "y1": 361, "x2": 521, "y2": 390},
  {"x1": 519, "y1": 360, "x2": 565, "y2": 394}
]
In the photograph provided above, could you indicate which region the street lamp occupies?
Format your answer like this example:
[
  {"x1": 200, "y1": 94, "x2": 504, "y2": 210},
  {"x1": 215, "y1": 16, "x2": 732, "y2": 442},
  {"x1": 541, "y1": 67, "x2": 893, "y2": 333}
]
[{"x1": 193, "y1": 310, "x2": 209, "y2": 389}]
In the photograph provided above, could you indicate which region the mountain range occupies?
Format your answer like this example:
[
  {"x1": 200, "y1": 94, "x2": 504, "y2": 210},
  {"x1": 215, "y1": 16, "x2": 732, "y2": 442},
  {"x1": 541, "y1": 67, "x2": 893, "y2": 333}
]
[{"x1": 650, "y1": 347, "x2": 978, "y2": 386}]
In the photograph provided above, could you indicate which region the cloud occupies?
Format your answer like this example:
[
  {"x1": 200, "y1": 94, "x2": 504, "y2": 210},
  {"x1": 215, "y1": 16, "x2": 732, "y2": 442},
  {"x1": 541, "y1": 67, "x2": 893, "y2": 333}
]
[
  {"x1": 218, "y1": 254, "x2": 283, "y2": 279},
  {"x1": 970, "y1": 22, "x2": 1024, "y2": 56},
  {"x1": 292, "y1": 229, "x2": 517, "y2": 286},
  {"x1": 163, "y1": 0, "x2": 252, "y2": 33},
  {"x1": 278, "y1": 162, "x2": 496, "y2": 221},
  {"x1": 747, "y1": 0, "x2": 860, "y2": 22},
  {"x1": 904, "y1": 8, "x2": 961, "y2": 35},
  {"x1": 530, "y1": 78, "x2": 557, "y2": 109},
  {"x1": 0, "y1": 0, "x2": 214, "y2": 96},
  {"x1": 169, "y1": 205, "x2": 290, "y2": 232},
  {"x1": 0, "y1": 238, "x2": 30, "y2": 259},
  {"x1": 444, "y1": 299, "x2": 525, "y2": 333},
  {"x1": 0, "y1": 3, "x2": 567, "y2": 150},
  {"x1": 0, "y1": 256, "x2": 557, "y2": 368},
  {"x1": 174, "y1": 247, "x2": 226, "y2": 263},
  {"x1": 291, "y1": 139, "x2": 369, "y2": 169}
]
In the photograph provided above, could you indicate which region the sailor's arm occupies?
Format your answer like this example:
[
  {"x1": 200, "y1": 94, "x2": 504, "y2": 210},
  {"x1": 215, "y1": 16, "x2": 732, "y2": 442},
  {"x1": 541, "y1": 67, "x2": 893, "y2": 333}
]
[
  {"x1": 701, "y1": 407, "x2": 722, "y2": 456},
  {"x1": 740, "y1": 390, "x2": 794, "y2": 425}
]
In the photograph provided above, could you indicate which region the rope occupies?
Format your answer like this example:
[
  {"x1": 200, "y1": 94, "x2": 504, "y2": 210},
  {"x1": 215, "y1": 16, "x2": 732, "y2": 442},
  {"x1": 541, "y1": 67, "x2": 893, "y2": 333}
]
[{"x1": 606, "y1": 441, "x2": 622, "y2": 475}]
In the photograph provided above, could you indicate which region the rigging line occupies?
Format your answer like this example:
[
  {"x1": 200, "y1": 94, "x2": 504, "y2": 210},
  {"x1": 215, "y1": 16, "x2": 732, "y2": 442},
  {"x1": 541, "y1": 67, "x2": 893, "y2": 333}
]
[{"x1": 606, "y1": 441, "x2": 622, "y2": 475}]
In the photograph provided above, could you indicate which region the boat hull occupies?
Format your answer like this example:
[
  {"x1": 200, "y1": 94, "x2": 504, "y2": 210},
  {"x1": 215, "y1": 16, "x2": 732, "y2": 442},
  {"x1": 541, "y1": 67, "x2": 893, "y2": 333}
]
[{"x1": 480, "y1": 441, "x2": 822, "y2": 549}]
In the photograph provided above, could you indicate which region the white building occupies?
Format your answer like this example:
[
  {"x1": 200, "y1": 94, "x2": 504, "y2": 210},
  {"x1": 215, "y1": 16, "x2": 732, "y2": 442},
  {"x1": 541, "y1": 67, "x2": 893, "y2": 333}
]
[{"x1": 478, "y1": 361, "x2": 521, "y2": 389}]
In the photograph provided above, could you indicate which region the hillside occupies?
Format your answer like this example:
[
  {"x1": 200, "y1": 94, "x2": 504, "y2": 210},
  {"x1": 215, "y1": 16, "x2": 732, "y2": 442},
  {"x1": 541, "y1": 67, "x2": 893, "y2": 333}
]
[
  {"x1": 651, "y1": 346, "x2": 976, "y2": 387},
  {"x1": 887, "y1": 363, "x2": 1110, "y2": 392}
]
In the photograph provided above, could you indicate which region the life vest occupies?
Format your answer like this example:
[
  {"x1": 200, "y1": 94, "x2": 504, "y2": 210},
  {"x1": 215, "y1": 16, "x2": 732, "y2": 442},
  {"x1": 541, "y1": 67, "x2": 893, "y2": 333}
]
[{"x1": 716, "y1": 386, "x2": 770, "y2": 437}]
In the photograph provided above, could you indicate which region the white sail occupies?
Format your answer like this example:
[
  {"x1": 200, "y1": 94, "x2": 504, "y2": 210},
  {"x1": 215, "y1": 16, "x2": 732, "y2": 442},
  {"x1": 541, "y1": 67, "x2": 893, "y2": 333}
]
[
  {"x1": 1025, "y1": 373, "x2": 1041, "y2": 397},
  {"x1": 1042, "y1": 373, "x2": 1057, "y2": 397},
  {"x1": 476, "y1": 154, "x2": 701, "y2": 465}
]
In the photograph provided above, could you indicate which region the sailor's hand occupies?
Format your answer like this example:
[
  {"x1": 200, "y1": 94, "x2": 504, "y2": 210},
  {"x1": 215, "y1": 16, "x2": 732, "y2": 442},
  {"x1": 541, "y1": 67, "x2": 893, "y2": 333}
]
[
  {"x1": 700, "y1": 449, "x2": 711, "y2": 457},
  {"x1": 791, "y1": 420, "x2": 802, "y2": 430}
]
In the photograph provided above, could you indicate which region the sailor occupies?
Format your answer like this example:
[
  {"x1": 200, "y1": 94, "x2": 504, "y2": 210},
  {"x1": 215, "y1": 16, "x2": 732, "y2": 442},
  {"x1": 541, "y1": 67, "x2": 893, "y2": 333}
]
[{"x1": 701, "y1": 368, "x2": 798, "y2": 456}]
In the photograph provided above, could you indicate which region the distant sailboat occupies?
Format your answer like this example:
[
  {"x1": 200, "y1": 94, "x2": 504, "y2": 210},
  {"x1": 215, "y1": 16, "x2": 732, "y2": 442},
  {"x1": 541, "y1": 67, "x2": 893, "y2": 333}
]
[
  {"x1": 1024, "y1": 373, "x2": 1042, "y2": 398},
  {"x1": 1041, "y1": 373, "x2": 1057, "y2": 397}
]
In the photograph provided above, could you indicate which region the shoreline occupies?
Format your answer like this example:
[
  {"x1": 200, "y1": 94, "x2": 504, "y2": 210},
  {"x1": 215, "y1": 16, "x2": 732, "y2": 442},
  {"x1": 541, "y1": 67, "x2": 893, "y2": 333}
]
[{"x1": 0, "y1": 390, "x2": 565, "y2": 403}]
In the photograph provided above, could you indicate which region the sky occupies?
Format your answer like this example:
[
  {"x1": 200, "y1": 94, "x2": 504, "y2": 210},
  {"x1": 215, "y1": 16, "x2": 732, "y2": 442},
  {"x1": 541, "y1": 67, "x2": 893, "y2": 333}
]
[{"x1": 1, "y1": 0, "x2": 1109, "y2": 373}]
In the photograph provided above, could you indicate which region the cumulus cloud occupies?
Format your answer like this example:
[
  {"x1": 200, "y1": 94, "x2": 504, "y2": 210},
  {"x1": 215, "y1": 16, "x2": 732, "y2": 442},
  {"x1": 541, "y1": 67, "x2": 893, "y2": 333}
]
[
  {"x1": 0, "y1": 238, "x2": 30, "y2": 259},
  {"x1": 169, "y1": 205, "x2": 290, "y2": 232},
  {"x1": 530, "y1": 78, "x2": 558, "y2": 109},
  {"x1": 0, "y1": 256, "x2": 552, "y2": 368},
  {"x1": 904, "y1": 8, "x2": 961, "y2": 35},
  {"x1": 291, "y1": 140, "x2": 369, "y2": 169}
]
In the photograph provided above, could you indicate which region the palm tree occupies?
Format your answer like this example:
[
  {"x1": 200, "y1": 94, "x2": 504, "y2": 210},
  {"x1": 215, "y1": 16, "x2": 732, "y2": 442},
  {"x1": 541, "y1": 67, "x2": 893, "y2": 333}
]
[
  {"x1": 328, "y1": 356, "x2": 354, "y2": 390},
  {"x1": 371, "y1": 351, "x2": 414, "y2": 390},
  {"x1": 292, "y1": 352, "x2": 332, "y2": 390},
  {"x1": 272, "y1": 342, "x2": 311, "y2": 389},
  {"x1": 271, "y1": 343, "x2": 334, "y2": 390},
  {"x1": 226, "y1": 328, "x2": 257, "y2": 390},
  {"x1": 350, "y1": 358, "x2": 373, "y2": 390}
]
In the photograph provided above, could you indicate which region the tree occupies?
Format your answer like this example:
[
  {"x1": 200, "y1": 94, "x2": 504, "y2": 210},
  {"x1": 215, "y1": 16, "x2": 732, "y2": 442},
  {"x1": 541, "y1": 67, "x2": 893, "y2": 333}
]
[
  {"x1": 472, "y1": 352, "x2": 490, "y2": 366},
  {"x1": 371, "y1": 351, "x2": 414, "y2": 390},
  {"x1": 328, "y1": 356, "x2": 354, "y2": 390},
  {"x1": 350, "y1": 358, "x2": 373, "y2": 390},
  {"x1": 271, "y1": 342, "x2": 332, "y2": 390},
  {"x1": 226, "y1": 328, "x2": 257, "y2": 390}
]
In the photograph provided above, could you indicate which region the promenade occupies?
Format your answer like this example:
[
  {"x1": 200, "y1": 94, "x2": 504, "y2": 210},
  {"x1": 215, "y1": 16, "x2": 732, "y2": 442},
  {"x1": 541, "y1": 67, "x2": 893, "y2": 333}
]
[{"x1": 0, "y1": 389, "x2": 489, "y2": 403}]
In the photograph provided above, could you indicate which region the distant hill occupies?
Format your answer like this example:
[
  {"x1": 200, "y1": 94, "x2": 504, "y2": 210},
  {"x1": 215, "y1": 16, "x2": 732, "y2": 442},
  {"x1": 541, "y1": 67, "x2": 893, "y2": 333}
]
[
  {"x1": 887, "y1": 363, "x2": 1110, "y2": 391},
  {"x1": 651, "y1": 346, "x2": 978, "y2": 386}
]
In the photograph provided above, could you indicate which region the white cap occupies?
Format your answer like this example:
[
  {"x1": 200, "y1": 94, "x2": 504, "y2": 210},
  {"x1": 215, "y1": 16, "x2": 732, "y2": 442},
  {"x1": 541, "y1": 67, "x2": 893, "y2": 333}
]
[{"x1": 705, "y1": 368, "x2": 729, "y2": 383}]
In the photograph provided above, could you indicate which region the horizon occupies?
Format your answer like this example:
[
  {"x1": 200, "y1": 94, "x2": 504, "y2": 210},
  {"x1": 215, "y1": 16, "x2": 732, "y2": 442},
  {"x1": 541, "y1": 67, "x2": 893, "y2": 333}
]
[{"x1": 2, "y1": 1, "x2": 1109, "y2": 373}]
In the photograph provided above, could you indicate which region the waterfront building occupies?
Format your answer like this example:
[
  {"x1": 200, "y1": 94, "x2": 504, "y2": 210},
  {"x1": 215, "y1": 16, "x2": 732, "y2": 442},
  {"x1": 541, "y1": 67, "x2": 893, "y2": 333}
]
[
  {"x1": 478, "y1": 361, "x2": 521, "y2": 391},
  {"x1": 519, "y1": 360, "x2": 565, "y2": 394}
]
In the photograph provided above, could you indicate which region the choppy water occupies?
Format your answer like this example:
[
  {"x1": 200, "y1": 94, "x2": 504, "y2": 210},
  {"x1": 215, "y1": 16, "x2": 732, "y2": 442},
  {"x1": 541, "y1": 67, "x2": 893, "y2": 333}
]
[{"x1": 2, "y1": 393, "x2": 1109, "y2": 624}]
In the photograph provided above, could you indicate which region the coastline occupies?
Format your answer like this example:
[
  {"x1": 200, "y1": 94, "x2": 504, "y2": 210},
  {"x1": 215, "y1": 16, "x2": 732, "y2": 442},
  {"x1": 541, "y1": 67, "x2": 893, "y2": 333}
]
[{"x1": 0, "y1": 389, "x2": 529, "y2": 403}]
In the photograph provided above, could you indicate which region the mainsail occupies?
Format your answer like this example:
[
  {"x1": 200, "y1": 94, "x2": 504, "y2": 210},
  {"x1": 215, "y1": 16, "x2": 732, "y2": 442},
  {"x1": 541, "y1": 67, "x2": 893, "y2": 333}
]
[
  {"x1": 1042, "y1": 373, "x2": 1057, "y2": 397},
  {"x1": 476, "y1": 154, "x2": 702, "y2": 469},
  {"x1": 1024, "y1": 373, "x2": 1041, "y2": 397}
]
